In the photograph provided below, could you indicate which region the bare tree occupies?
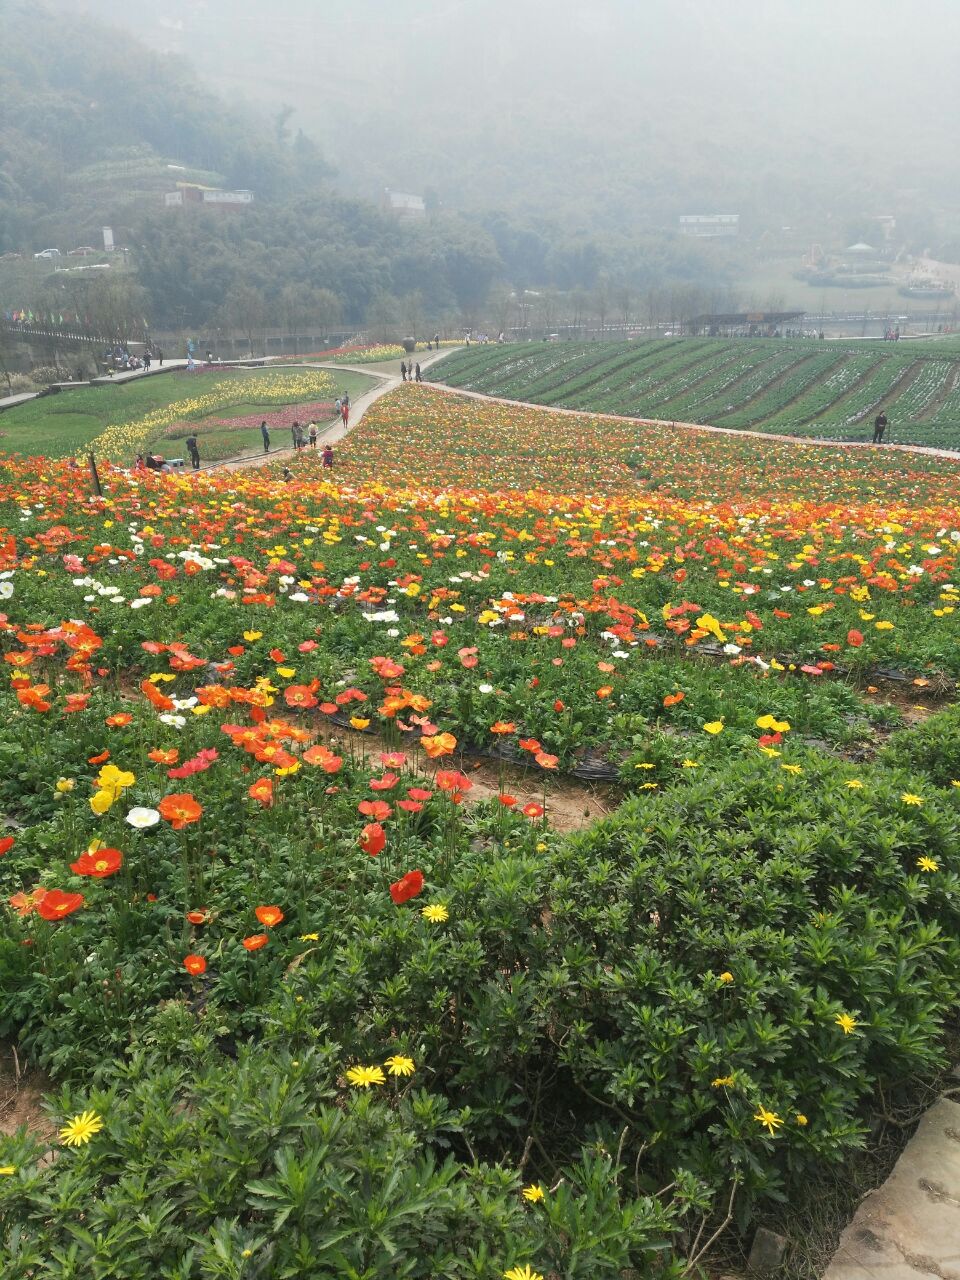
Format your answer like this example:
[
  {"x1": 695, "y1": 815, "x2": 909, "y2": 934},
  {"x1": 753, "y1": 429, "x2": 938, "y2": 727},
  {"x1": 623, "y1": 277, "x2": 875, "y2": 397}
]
[
  {"x1": 366, "y1": 292, "x2": 401, "y2": 343},
  {"x1": 593, "y1": 272, "x2": 611, "y2": 339},
  {"x1": 220, "y1": 284, "x2": 267, "y2": 355}
]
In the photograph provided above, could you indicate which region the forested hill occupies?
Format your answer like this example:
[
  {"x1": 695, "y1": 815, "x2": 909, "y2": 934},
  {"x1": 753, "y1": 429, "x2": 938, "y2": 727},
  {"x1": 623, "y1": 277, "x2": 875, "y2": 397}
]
[
  {"x1": 0, "y1": 0, "x2": 329, "y2": 249},
  {"x1": 0, "y1": 0, "x2": 727, "y2": 330}
]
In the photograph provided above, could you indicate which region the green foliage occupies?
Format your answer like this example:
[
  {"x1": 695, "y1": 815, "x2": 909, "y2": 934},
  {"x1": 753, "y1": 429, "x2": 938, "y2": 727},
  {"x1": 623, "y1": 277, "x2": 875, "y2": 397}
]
[
  {"x1": 433, "y1": 339, "x2": 960, "y2": 448},
  {"x1": 0, "y1": 1047, "x2": 680, "y2": 1278}
]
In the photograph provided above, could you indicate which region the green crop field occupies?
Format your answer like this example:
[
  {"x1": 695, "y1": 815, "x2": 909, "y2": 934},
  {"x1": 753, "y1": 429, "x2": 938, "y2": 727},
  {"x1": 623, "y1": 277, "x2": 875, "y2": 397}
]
[
  {"x1": 0, "y1": 368, "x2": 374, "y2": 461},
  {"x1": 430, "y1": 339, "x2": 960, "y2": 448}
]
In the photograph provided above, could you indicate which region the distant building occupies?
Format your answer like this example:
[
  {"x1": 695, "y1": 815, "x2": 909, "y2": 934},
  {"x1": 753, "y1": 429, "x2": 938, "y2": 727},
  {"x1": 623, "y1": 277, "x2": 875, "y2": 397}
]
[
  {"x1": 679, "y1": 214, "x2": 740, "y2": 238},
  {"x1": 382, "y1": 188, "x2": 426, "y2": 219},
  {"x1": 163, "y1": 184, "x2": 254, "y2": 209}
]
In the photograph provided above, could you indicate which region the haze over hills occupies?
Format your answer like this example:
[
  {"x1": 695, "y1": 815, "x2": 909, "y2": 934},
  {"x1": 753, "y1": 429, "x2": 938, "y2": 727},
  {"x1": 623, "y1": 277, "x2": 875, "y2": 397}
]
[
  {"x1": 4, "y1": 0, "x2": 960, "y2": 338},
  {"x1": 56, "y1": 0, "x2": 960, "y2": 248}
]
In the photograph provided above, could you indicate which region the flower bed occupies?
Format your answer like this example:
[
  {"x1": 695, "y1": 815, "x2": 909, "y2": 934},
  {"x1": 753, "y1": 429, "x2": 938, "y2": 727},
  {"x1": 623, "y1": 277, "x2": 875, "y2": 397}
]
[{"x1": 2, "y1": 383, "x2": 960, "y2": 1274}]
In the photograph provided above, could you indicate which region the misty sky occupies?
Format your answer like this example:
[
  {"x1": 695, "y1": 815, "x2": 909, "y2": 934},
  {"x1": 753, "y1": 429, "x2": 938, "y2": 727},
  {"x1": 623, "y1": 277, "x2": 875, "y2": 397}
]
[{"x1": 61, "y1": 0, "x2": 960, "y2": 224}]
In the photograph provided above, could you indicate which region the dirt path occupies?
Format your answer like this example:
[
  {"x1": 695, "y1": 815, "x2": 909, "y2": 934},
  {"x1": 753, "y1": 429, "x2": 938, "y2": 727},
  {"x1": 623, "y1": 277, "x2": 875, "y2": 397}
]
[
  {"x1": 426, "y1": 379, "x2": 960, "y2": 461},
  {"x1": 314, "y1": 718, "x2": 619, "y2": 836}
]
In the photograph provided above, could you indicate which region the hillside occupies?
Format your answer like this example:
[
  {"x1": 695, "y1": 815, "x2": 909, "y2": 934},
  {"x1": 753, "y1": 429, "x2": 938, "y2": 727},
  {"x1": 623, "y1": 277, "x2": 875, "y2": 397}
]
[
  {"x1": 431, "y1": 338, "x2": 960, "y2": 448},
  {"x1": 61, "y1": 0, "x2": 960, "y2": 254}
]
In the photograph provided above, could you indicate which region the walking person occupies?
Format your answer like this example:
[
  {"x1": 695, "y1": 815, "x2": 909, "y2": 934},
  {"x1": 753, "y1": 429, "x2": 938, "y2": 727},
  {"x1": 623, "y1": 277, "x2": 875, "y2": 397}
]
[
  {"x1": 185, "y1": 434, "x2": 200, "y2": 471},
  {"x1": 872, "y1": 410, "x2": 888, "y2": 444},
  {"x1": 308, "y1": 422, "x2": 317, "y2": 449},
  {"x1": 158, "y1": 348, "x2": 164, "y2": 366},
  {"x1": 291, "y1": 420, "x2": 300, "y2": 450},
  {"x1": 260, "y1": 420, "x2": 270, "y2": 453},
  {"x1": 322, "y1": 443, "x2": 334, "y2": 468},
  {"x1": 414, "y1": 362, "x2": 422, "y2": 382},
  {"x1": 400, "y1": 360, "x2": 407, "y2": 382},
  {"x1": 341, "y1": 399, "x2": 349, "y2": 428},
  {"x1": 434, "y1": 332, "x2": 440, "y2": 349}
]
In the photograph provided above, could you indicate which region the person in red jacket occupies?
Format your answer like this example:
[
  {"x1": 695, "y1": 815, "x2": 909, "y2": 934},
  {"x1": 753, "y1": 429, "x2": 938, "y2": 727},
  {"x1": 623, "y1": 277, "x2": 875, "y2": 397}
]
[{"x1": 341, "y1": 400, "x2": 349, "y2": 427}]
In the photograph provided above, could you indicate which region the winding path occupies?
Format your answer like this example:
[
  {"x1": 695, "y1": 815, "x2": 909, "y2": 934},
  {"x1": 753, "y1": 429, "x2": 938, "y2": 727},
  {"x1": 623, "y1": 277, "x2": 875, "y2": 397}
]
[{"x1": 211, "y1": 349, "x2": 451, "y2": 471}]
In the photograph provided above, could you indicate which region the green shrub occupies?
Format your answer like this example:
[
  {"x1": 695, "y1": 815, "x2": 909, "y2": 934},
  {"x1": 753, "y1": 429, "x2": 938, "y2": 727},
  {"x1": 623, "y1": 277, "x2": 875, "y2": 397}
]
[{"x1": 0, "y1": 1047, "x2": 680, "y2": 1279}]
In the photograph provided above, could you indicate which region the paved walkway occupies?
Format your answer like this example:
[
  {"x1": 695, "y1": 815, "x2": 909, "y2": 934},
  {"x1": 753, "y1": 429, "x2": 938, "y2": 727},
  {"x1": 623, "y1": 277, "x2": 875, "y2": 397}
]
[
  {"x1": 210, "y1": 350, "x2": 451, "y2": 472},
  {"x1": 426, "y1": 380, "x2": 960, "y2": 463},
  {"x1": 824, "y1": 1096, "x2": 960, "y2": 1280}
]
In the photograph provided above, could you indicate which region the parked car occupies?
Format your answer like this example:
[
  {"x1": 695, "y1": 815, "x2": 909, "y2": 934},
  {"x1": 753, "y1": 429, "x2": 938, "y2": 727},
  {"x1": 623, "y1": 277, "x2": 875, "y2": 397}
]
[
  {"x1": 33, "y1": 248, "x2": 61, "y2": 259},
  {"x1": 67, "y1": 246, "x2": 97, "y2": 257}
]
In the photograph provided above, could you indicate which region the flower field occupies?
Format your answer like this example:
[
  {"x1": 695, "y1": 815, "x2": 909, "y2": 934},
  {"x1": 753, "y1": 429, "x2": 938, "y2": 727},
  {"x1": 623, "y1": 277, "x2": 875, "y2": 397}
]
[
  {"x1": 3, "y1": 384, "x2": 960, "y2": 1276},
  {"x1": 432, "y1": 339, "x2": 960, "y2": 448},
  {"x1": 0, "y1": 367, "x2": 369, "y2": 462},
  {"x1": 286, "y1": 340, "x2": 462, "y2": 364}
]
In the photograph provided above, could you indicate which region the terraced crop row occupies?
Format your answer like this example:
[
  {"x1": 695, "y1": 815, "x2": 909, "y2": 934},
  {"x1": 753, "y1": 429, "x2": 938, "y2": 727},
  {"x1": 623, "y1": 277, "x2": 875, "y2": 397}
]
[{"x1": 432, "y1": 339, "x2": 960, "y2": 448}]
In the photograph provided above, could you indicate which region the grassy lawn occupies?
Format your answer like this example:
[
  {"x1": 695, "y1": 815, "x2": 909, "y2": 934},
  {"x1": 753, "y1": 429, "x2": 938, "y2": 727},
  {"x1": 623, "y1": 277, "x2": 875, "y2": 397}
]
[{"x1": 0, "y1": 368, "x2": 374, "y2": 459}]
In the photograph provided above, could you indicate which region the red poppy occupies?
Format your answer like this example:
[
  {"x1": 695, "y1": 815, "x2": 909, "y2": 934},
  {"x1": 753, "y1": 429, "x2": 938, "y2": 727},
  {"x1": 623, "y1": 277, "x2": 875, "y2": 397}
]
[
  {"x1": 37, "y1": 889, "x2": 85, "y2": 920},
  {"x1": 535, "y1": 752, "x2": 558, "y2": 770},
  {"x1": 518, "y1": 738, "x2": 541, "y2": 753},
  {"x1": 407, "y1": 787, "x2": 433, "y2": 802},
  {"x1": 186, "y1": 909, "x2": 209, "y2": 925},
  {"x1": 499, "y1": 794, "x2": 518, "y2": 807},
  {"x1": 360, "y1": 822, "x2": 386, "y2": 856},
  {"x1": 242, "y1": 933, "x2": 269, "y2": 951},
  {"x1": 184, "y1": 954, "x2": 207, "y2": 975},
  {"x1": 158, "y1": 793, "x2": 203, "y2": 829},
  {"x1": 398, "y1": 799, "x2": 424, "y2": 812},
  {"x1": 0, "y1": 836, "x2": 14, "y2": 857},
  {"x1": 255, "y1": 905, "x2": 284, "y2": 927},
  {"x1": 70, "y1": 846, "x2": 123, "y2": 878},
  {"x1": 380, "y1": 751, "x2": 406, "y2": 768},
  {"x1": 847, "y1": 629, "x2": 864, "y2": 647},
  {"x1": 63, "y1": 693, "x2": 91, "y2": 713},
  {"x1": 522, "y1": 802, "x2": 545, "y2": 820},
  {"x1": 389, "y1": 869, "x2": 425, "y2": 905}
]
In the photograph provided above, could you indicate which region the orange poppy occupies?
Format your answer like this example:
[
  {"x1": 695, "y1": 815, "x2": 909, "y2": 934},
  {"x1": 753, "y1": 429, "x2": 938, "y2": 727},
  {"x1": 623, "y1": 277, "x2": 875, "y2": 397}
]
[
  {"x1": 248, "y1": 777, "x2": 274, "y2": 806},
  {"x1": 157, "y1": 793, "x2": 203, "y2": 829},
  {"x1": 242, "y1": 933, "x2": 269, "y2": 951},
  {"x1": 358, "y1": 798, "x2": 392, "y2": 820},
  {"x1": 255, "y1": 905, "x2": 284, "y2": 927},
  {"x1": 183, "y1": 954, "x2": 207, "y2": 975}
]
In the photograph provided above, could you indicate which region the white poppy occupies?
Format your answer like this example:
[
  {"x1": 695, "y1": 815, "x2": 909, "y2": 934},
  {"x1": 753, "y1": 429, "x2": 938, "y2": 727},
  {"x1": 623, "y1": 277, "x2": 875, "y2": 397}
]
[{"x1": 126, "y1": 807, "x2": 160, "y2": 829}]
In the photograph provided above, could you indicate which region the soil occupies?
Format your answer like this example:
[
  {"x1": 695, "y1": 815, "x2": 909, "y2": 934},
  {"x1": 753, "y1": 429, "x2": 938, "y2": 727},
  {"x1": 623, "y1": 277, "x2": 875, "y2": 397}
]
[{"x1": 0, "y1": 1042, "x2": 54, "y2": 1140}]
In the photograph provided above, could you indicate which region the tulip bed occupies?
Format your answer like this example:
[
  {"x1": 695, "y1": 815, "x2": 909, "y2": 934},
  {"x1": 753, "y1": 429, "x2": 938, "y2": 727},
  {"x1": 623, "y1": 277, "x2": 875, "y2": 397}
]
[
  {"x1": 432, "y1": 339, "x2": 960, "y2": 447},
  {"x1": 2, "y1": 384, "x2": 960, "y2": 1277}
]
